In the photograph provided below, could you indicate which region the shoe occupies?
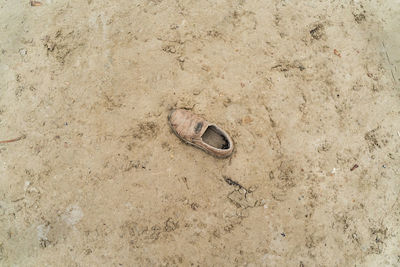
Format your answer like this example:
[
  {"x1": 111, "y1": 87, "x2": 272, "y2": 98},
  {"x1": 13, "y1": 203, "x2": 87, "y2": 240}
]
[{"x1": 168, "y1": 109, "x2": 234, "y2": 158}]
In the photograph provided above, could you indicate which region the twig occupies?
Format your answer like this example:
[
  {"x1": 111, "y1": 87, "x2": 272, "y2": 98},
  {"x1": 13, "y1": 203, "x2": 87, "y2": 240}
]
[
  {"x1": 382, "y1": 41, "x2": 397, "y2": 86},
  {"x1": 382, "y1": 42, "x2": 392, "y2": 65},
  {"x1": 350, "y1": 164, "x2": 359, "y2": 171},
  {"x1": 30, "y1": 1, "x2": 42, "y2": 6},
  {"x1": 0, "y1": 135, "x2": 26, "y2": 144}
]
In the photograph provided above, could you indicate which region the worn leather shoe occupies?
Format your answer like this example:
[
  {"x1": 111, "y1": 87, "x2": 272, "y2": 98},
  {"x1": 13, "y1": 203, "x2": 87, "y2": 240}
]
[{"x1": 168, "y1": 109, "x2": 234, "y2": 158}]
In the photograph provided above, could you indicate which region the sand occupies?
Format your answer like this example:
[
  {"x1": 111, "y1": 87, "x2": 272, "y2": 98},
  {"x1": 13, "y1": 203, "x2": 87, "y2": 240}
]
[{"x1": 0, "y1": 0, "x2": 399, "y2": 266}]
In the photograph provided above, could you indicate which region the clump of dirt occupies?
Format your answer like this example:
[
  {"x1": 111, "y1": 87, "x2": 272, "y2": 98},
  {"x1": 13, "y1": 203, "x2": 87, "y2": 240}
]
[
  {"x1": 353, "y1": 12, "x2": 366, "y2": 23},
  {"x1": 310, "y1": 23, "x2": 325, "y2": 40},
  {"x1": 43, "y1": 29, "x2": 86, "y2": 64}
]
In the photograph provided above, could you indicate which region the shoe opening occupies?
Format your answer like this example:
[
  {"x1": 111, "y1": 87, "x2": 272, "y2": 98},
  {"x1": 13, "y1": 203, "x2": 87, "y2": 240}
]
[{"x1": 201, "y1": 125, "x2": 230, "y2": 149}]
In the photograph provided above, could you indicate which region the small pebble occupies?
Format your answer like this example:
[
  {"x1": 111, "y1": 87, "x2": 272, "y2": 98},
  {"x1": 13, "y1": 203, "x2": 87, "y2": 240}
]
[
  {"x1": 19, "y1": 48, "x2": 27, "y2": 56},
  {"x1": 239, "y1": 188, "x2": 247, "y2": 195},
  {"x1": 193, "y1": 89, "x2": 201, "y2": 95}
]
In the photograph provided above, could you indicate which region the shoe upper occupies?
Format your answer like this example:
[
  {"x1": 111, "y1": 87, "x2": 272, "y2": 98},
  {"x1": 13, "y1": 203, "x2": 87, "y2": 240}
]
[{"x1": 168, "y1": 109, "x2": 234, "y2": 158}]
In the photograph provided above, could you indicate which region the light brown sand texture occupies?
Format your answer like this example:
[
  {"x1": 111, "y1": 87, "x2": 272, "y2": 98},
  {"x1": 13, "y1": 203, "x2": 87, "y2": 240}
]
[{"x1": 0, "y1": 0, "x2": 399, "y2": 266}]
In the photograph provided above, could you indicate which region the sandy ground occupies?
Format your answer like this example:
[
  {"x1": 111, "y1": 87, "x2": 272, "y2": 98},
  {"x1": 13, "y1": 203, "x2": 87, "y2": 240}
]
[{"x1": 1, "y1": 0, "x2": 400, "y2": 266}]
